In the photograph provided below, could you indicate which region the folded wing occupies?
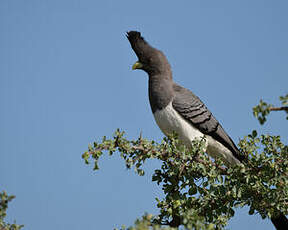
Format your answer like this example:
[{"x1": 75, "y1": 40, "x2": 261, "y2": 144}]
[{"x1": 172, "y1": 83, "x2": 244, "y2": 162}]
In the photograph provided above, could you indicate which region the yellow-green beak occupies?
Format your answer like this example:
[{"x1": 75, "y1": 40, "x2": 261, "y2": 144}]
[{"x1": 132, "y1": 61, "x2": 143, "y2": 70}]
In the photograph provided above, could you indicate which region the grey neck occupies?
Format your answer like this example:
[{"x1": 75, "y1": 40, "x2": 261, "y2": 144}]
[{"x1": 148, "y1": 73, "x2": 174, "y2": 113}]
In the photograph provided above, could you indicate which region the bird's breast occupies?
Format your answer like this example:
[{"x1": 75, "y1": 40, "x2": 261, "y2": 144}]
[
  {"x1": 153, "y1": 102, "x2": 205, "y2": 146},
  {"x1": 153, "y1": 102, "x2": 240, "y2": 166}
]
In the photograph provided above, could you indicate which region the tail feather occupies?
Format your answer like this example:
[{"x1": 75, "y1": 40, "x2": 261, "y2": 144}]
[{"x1": 271, "y1": 213, "x2": 288, "y2": 230}]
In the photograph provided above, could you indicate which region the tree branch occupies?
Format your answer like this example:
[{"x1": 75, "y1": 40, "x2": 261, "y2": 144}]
[{"x1": 269, "y1": 106, "x2": 288, "y2": 112}]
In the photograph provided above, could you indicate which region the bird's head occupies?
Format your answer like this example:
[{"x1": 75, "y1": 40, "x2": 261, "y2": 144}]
[{"x1": 126, "y1": 31, "x2": 171, "y2": 76}]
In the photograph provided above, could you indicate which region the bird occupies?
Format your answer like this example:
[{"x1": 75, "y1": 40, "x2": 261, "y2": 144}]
[
  {"x1": 126, "y1": 31, "x2": 244, "y2": 166},
  {"x1": 126, "y1": 31, "x2": 288, "y2": 230}
]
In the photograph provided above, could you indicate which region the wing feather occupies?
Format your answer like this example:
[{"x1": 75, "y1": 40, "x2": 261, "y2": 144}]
[{"x1": 172, "y1": 83, "x2": 244, "y2": 162}]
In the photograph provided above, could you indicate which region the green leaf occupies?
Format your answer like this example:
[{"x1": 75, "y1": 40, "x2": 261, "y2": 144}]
[{"x1": 188, "y1": 186, "x2": 197, "y2": 195}]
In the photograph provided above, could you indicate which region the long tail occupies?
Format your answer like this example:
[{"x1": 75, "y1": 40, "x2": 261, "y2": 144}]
[{"x1": 271, "y1": 213, "x2": 288, "y2": 230}]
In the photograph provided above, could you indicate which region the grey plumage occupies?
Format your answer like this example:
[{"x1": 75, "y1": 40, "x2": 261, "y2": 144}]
[
  {"x1": 172, "y1": 83, "x2": 244, "y2": 162},
  {"x1": 127, "y1": 30, "x2": 288, "y2": 230},
  {"x1": 127, "y1": 31, "x2": 244, "y2": 164}
]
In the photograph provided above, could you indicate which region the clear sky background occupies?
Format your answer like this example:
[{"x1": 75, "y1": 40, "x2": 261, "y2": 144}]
[{"x1": 1, "y1": 1, "x2": 287, "y2": 229}]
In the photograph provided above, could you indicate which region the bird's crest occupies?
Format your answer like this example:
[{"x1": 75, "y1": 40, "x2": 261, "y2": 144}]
[
  {"x1": 126, "y1": 31, "x2": 147, "y2": 45},
  {"x1": 126, "y1": 31, "x2": 158, "y2": 61}
]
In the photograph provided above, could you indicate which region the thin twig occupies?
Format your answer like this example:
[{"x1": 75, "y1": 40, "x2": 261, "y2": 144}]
[{"x1": 269, "y1": 106, "x2": 288, "y2": 112}]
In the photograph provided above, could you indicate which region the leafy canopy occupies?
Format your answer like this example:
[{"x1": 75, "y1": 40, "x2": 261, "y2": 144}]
[{"x1": 83, "y1": 95, "x2": 288, "y2": 229}]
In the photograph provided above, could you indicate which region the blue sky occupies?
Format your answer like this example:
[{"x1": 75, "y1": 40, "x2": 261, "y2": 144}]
[{"x1": 1, "y1": 1, "x2": 287, "y2": 229}]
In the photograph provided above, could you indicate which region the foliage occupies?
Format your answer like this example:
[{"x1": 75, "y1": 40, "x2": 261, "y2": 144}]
[
  {"x1": 83, "y1": 133, "x2": 287, "y2": 229},
  {"x1": 116, "y1": 213, "x2": 214, "y2": 230},
  {"x1": 253, "y1": 94, "x2": 288, "y2": 124},
  {"x1": 0, "y1": 191, "x2": 23, "y2": 230},
  {"x1": 83, "y1": 95, "x2": 288, "y2": 229}
]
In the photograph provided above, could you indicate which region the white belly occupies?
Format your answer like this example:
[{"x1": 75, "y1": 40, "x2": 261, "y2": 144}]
[
  {"x1": 153, "y1": 102, "x2": 240, "y2": 166},
  {"x1": 153, "y1": 102, "x2": 205, "y2": 147}
]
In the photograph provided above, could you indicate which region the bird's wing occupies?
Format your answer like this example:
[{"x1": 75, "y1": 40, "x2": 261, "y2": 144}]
[{"x1": 172, "y1": 83, "x2": 244, "y2": 162}]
